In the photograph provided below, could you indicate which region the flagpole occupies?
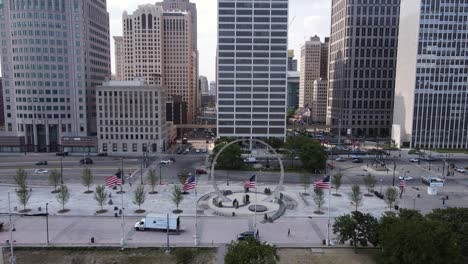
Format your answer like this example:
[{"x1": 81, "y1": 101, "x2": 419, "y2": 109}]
[
  {"x1": 254, "y1": 172, "x2": 258, "y2": 234},
  {"x1": 120, "y1": 183, "x2": 125, "y2": 248},
  {"x1": 194, "y1": 174, "x2": 198, "y2": 246},
  {"x1": 327, "y1": 175, "x2": 331, "y2": 246}
]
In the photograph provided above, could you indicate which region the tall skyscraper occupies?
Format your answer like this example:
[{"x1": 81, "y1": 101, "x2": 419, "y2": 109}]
[
  {"x1": 392, "y1": 0, "x2": 468, "y2": 150},
  {"x1": 287, "y1": 49, "x2": 298, "y2": 71},
  {"x1": 0, "y1": 78, "x2": 4, "y2": 127},
  {"x1": 299, "y1": 36, "x2": 322, "y2": 109},
  {"x1": 157, "y1": 0, "x2": 197, "y2": 50},
  {"x1": 217, "y1": 0, "x2": 289, "y2": 139},
  {"x1": 0, "y1": 0, "x2": 111, "y2": 152},
  {"x1": 312, "y1": 79, "x2": 328, "y2": 123},
  {"x1": 287, "y1": 71, "x2": 300, "y2": 110},
  {"x1": 122, "y1": 4, "x2": 196, "y2": 124},
  {"x1": 209, "y1": 81, "x2": 216, "y2": 96},
  {"x1": 199, "y1": 76, "x2": 209, "y2": 95},
  {"x1": 320, "y1": 37, "x2": 329, "y2": 79},
  {"x1": 327, "y1": 0, "x2": 400, "y2": 137},
  {"x1": 113, "y1": 36, "x2": 124, "y2": 81}
]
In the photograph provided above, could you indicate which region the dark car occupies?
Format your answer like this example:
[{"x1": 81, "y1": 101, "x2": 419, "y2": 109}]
[
  {"x1": 237, "y1": 231, "x2": 255, "y2": 241},
  {"x1": 35, "y1": 161, "x2": 48, "y2": 166},
  {"x1": 352, "y1": 158, "x2": 364, "y2": 163},
  {"x1": 196, "y1": 169, "x2": 207, "y2": 175},
  {"x1": 97, "y1": 152, "x2": 108, "y2": 157},
  {"x1": 56, "y1": 152, "x2": 68, "y2": 156},
  {"x1": 80, "y1": 158, "x2": 93, "y2": 165}
]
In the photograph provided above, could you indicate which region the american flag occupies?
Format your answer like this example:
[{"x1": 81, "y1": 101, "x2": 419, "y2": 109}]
[
  {"x1": 105, "y1": 171, "x2": 122, "y2": 187},
  {"x1": 313, "y1": 175, "x2": 330, "y2": 189},
  {"x1": 183, "y1": 174, "x2": 196, "y2": 192},
  {"x1": 243, "y1": 175, "x2": 256, "y2": 189},
  {"x1": 399, "y1": 179, "x2": 406, "y2": 189}
]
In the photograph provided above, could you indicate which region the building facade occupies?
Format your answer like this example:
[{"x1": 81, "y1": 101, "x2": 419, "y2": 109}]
[
  {"x1": 217, "y1": 0, "x2": 289, "y2": 140},
  {"x1": 312, "y1": 79, "x2": 328, "y2": 123},
  {"x1": 199, "y1": 76, "x2": 209, "y2": 95},
  {"x1": 0, "y1": 0, "x2": 111, "y2": 152},
  {"x1": 327, "y1": 0, "x2": 400, "y2": 137},
  {"x1": 209, "y1": 81, "x2": 216, "y2": 96},
  {"x1": 287, "y1": 49, "x2": 298, "y2": 71},
  {"x1": 96, "y1": 80, "x2": 167, "y2": 155},
  {"x1": 392, "y1": 0, "x2": 468, "y2": 149},
  {"x1": 299, "y1": 36, "x2": 322, "y2": 109},
  {"x1": 320, "y1": 37, "x2": 329, "y2": 79},
  {"x1": 113, "y1": 36, "x2": 124, "y2": 81},
  {"x1": 0, "y1": 78, "x2": 3, "y2": 128},
  {"x1": 122, "y1": 4, "x2": 196, "y2": 124},
  {"x1": 287, "y1": 71, "x2": 299, "y2": 110}
]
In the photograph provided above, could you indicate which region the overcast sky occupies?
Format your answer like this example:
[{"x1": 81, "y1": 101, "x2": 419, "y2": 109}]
[{"x1": 109, "y1": 0, "x2": 331, "y2": 83}]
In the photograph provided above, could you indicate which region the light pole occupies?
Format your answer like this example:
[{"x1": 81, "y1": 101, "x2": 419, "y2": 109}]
[
  {"x1": 121, "y1": 158, "x2": 125, "y2": 185},
  {"x1": 159, "y1": 165, "x2": 162, "y2": 185},
  {"x1": 60, "y1": 158, "x2": 63, "y2": 184},
  {"x1": 140, "y1": 152, "x2": 144, "y2": 185},
  {"x1": 46, "y1": 203, "x2": 49, "y2": 245},
  {"x1": 392, "y1": 161, "x2": 396, "y2": 187},
  {"x1": 8, "y1": 192, "x2": 16, "y2": 264}
]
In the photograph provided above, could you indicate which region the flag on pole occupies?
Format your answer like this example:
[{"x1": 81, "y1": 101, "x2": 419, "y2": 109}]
[
  {"x1": 314, "y1": 175, "x2": 330, "y2": 189},
  {"x1": 105, "y1": 171, "x2": 122, "y2": 187},
  {"x1": 243, "y1": 174, "x2": 256, "y2": 189},
  {"x1": 183, "y1": 173, "x2": 196, "y2": 192},
  {"x1": 399, "y1": 179, "x2": 406, "y2": 190}
]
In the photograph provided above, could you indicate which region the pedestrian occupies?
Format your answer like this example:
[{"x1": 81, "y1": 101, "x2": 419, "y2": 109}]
[
  {"x1": 256, "y1": 229, "x2": 259, "y2": 239},
  {"x1": 287, "y1": 228, "x2": 290, "y2": 237}
]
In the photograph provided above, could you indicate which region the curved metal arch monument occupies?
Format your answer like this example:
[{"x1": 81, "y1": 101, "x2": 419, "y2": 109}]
[{"x1": 209, "y1": 138, "x2": 285, "y2": 202}]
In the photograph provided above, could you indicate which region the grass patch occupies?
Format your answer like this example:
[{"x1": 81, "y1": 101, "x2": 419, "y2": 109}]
[
  {"x1": 433, "y1": 149, "x2": 468, "y2": 154},
  {"x1": 278, "y1": 248, "x2": 378, "y2": 264}
]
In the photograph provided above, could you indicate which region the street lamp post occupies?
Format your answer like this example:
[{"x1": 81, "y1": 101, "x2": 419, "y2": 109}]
[
  {"x1": 121, "y1": 158, "x2": 124, "y2": 185},
  {"x1": 159, "y1": 165, "x2": 162, "y2": 185},
  {"x1": 140, "y1": 153, "x2": 144, "y2": 185},
  {"x1": 46, "y1": 203, "x2": 49, "y2": 245},
  {"x1": 60, "y1": 158, "x2": 63, "y2": 184},
  {"x1": 392, "y1": 162, "x2": 396, "y2": 187}
]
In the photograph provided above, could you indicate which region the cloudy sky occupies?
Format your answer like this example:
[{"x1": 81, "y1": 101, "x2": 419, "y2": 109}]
[{"x1": 108, "y1": 0, "x2": 331, "y2": 82}]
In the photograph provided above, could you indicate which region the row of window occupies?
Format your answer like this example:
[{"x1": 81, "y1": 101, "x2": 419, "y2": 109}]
[
  {"x1": 102, "y1": 143, "x2": 157, "y2": 153},
  {"x1": 218, "y1": 127, "x2": 285, "y2": 135}
]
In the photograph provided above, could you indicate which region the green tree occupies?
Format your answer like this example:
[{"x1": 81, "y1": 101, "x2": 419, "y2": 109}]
[
  {"x1": 363, "y1": 174, "x2": 376, "y2": 195},
  {"x1": 56, "y1": 184, "x2": 70, "y2": 212},
  {"x1": 378, "y1": 213, "x2": 460, "y2": 264},
  {"x1": 287, "y1": 108, "x2": 296, "y2": 119},
  {"x1": 225, "y1": 238, "x2": 279, "y2": 264},
  {"x1": 212, "y1": 142, "x2": 243, "y2": 169},
  {"x1": 171, "y1": 185, "x2": 184, "y2": 213},
  {"x1": 81, "y1": 168, "x2": 94, "y2": 193},
  {"x1": 147, "y1": 168, "x2": 158, "y2": 194},
  {"x1": 427, "y1": 208, "x2": 468, "y2": 261},
  {"x1": 333, "y1": 211, "x2": 379, "y2": 252},
  {"x1": 332, "y1": 173, "x2": 343, "y2": 196},
  {"x1": 286, "y1": 136, "x2": 327, "y2": 173},
  {"x1": 16, "y1": 186, "x2": 31, "y2": 212},
  {"x1": 133, "y1": 185, "x2": 146, "y2": 211},
  {"x1": 301, "y1": 173, "x2": 310, "y2": 195},
  {"x1": 385, "y1": 187, "x2": 398, "y2": 211},
  {"x1": 313, "y1": 187, "x2": 325, "y2": 213},
  {"x1": 348, "y1": 185, "x2": 363, "y2": 211},
  {"x1": 267, "y1": 137, "x2": 284, "y2": 150},
  {"x1": 48, "y1": 169, "x2": 61, "y2": 193},
  {"x1": 14, "y1": 168, "x2": 28, "y2": 189},
  {"x1": 178, "y1": 169, "x2": 190, "y2": 186},
  {"x1": 94, "y1": 185, "x2": 108, "y2": 212}
]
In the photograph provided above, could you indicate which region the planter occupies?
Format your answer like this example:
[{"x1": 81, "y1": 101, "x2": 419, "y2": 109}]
[
  {"x1": 84, "y1": 190, "x2": 93, "y2": 194},
  {"x1": 134, "y1": 209, "x2": 146, "y2": 214},
  {"x1": 173, "y1": 209, "x2": 183, "y2": 214},
  {"x1": 148, "y1": 191, "x2": 158, "y2": 194},
  {"x1": 314, "y1": 210, "x2": 325, "y2": 215},
  {"x1": 96, "y1": 209, "x2": 108, "y2": 214},
  {"x1": 58, "y1": 209, "x2": 70, "y2": 214},
  {"x1": 332, "y1": 193, "x2": 342, "y2": 197}
]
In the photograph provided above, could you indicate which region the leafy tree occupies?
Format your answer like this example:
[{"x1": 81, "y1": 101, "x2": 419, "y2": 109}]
[
  {"x1": 332, "y1": 173, "x2": 343, "y2": 195},
  {"x1": 427, "y1": 208, "x2": 468, "y2": 261},
  {"x1": 363, "y1": 174, "x2": 376, "y2": 195},
  {"x1": 94, "y1": 185, "x2": 108, "y2": 211},
  {"x1": 287, "y1": 108, "x2": 296, "y2": 119},
  {"x1": 48, "y1": 169, "x2": 61, "y2": 193},
  {"x1": 225, "y1": 238, "x2": 279, "y2": 264},
  {"x1": 267, "y1": 137, "x2": 284, "y2": 150},
  {"x1": 14, "y1": 168, "x2": 28, "y2": 189},
  {"x1": 313, "y1": 187, "x2": 325, "y2": 213},
  {"x1": 378, "y1": 213, "x2": 460, "y2": 264},
  {"x1": 133, "y1": 185, "x2": 146, "y2": 210},
  {"x1": 81, "y1": 168, "x2": 94, "y2": 193},
  {"x1": 178, "y1": 169, "x2": 190, "y2": 185},
  {"x1": 16, "y1": 186, "x2": 31, "y2": 212},
  {"x1": 171, "y1": 185, "x2": 184, "y2": 213},
  {"x1": 348, "y1": 185, "x2": 363, "y2": 211},
  {"x1": 212, "y1": 142, "x2": 243, "y2": 170},
  {"x1": 147, "y1": 168, "x2": 158, "y2": 194},
  {"x1": 301, "y1": 173, "x2": 310, "y2": 195},
  {"x1": 56, "y1": 184, "x2": 70, "y2": 211},
  {"x1": 286, "y1": 136, "x2": 327, "y2": 173},
  {"x1": 385, "y1": 187, "x2": 398, "y2": 211},
  {"x1": 333, "y1": 211, "x2": 379, "y2": 252}
]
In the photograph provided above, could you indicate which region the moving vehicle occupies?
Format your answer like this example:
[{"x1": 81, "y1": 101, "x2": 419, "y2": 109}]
[
  {"x1": 421, "y1": 176, "x2": 444, "y2": 187},
  {"x1": 195, "y1": 149, "x2": 200, "y2": 153},
  {"x1": 399, "y1": 175, "x2": 414, "y2": 181},
  {"x1": 455, "y1": 167, "x2": 465, "y2": 173},
  {"x1": 201, "y1": 149, "x2": 208, "y2": 153},
  {"x1": 335, "y1": 157, "x2": 346, "y2": 162},
  {"x1": 34, "y1": 169, "x2": 48, "y2": 174},
  {"x1": 134, "y1": 214, "x2": 181, "y2": 232},
  {"x1": 409, "y1": 158, "x2": 420, "y2": 163},
  {"x1": 424, "y1": 157, "x2": 437, "y2": 162},
  {"x1": 160, "y1": 160, "x2": 173, "y2": 165},
  {"x1": 196, "y1": 169, "x2": 207, "y2": 174},
  {"x1": 56, "y1": 152, "x2": 68, "y2": 156},
  {"x1": 182, "y1": 138, "x2": 188, "y2": 144},
  {"x1": 244, "y1": 157, "x2": 257, "y2": 163},
  {"x1": 237, "y1": 231, "x2": 255, "y2": 241},
  {"x1": 80, "y1": 158, "x2": 93, "y2": 165},
  {"x1": 352, "y1": 158, "x2": 363, "y2": 163},
  {"x1": 35, "y1": 161, "x2": 48, "y2": 166}
]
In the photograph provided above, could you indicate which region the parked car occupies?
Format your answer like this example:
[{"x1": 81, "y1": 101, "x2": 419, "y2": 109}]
[
  {"x1": 424, "y1": 157, "x2": 437, "y2": 162},
  {"x1": 160, "y1": 160, "x2": 173, "y2": 165},
  {"x1": 34, "y1": 169, "x2": 49, "y2": 174},
  {"x1": 335, "y1": 157, "x2": 346, "y2": 162},
  {"x1": 56, "y1": 152, "x2": 68, "y2": 156},
  {"x1": 237, "y1": 231, "x2": 255, "y2": 241},
  {"x1": 244, "y1": 157, "x2": 257, "y2": 163},
  {"x1": 409, "y1": 158, "x2": 420, "y2": 163},
  {"x1": 201, "y1": 149, "x2": 208, "y2": 153},
  {"x1": 35, "y1": 161, "x2": 48, "y2": 166},
  {"x1": 455, "y1": 167, "x2": 466, "y2": 173},
  {"x1": 97, "y1": 152, "x2": 108, "y2": 157},
  {"x1": 195, "y1": 149, "x2": 200, "y2": 153},
  {"x1": 352, "y1": 158, "x2": 363, "y2": 163},
  {"x1": 80, "y1": 158, "x2": 93, "y2": 165},
  {"x1": 196, "y1": 169, "x2": 207, "y2": 175},
  {"x1": 399, "y1": 175, "x2": 414, "y2": 181}
]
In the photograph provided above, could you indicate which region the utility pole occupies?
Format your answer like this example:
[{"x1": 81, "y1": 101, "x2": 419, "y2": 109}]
[{"x1": 46, "y1": 203, "x2": 49, "y2": 245}]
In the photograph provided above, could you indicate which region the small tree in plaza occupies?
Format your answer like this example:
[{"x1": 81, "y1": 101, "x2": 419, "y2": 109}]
[
  {"x1": 313, "y1": 187, "x2": 326, "y2": 214},
  {"x1": 56, "y1": 184, "x2": 70, "y2": 213},
  {"x1": 94, "y1": 185, "x2": 108, "y2": 213},
  {"x1": 332, "y1": 173, "x2": 343, "y2": 196},
  {"x1": 133, "y1": 185, "x2": 146, "y2": 213},
  {"x1": 16, "y1": 186, "x2": 31, "y2": 213},
  {"x1": 81, "y1": 168, "x2": 94, "y2": 193},
  {"x1": 385, "y1": 187, "x2": 398, "y2": 212},
  {"x1": 14, "y1": 168, "x2": 28, "y2": 189},
  {"x1": 147, "y1": 168, "x2": 158, "y2": 194},
  {"x1": 301, "y1": 173, "x2": 310, "y2": 195},
  {"x1": 348, "y1": 185, "x2": 363, "y2": 212},
  {"x1": 171, "y1": 185, "x2": 184, "y2": 214},
  {"x1": 48, "y1": 169, "x2": 61, "y2": 193},
  {"x1": 363, "y1": 174, "x2": 376, "y2": 196}
]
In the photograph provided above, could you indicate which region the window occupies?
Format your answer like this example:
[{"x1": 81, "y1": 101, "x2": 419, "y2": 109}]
[
  {"x1": 102, "y1": 143, "x2": 107, "y2": 152},
  {"x1": 122, "y1": 143, "x2": 127, "y2": 152},
  {"x1": 132, "y1": 143, "x2": 138, "y2": 152},
  {"x1": 112, "y1": 143, "x2": 117, "y2": 152}
]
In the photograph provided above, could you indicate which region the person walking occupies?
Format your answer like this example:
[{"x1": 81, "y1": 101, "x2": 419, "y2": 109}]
[{"x1": 287, "y1": 228, "x2": 291, "y2": 237}]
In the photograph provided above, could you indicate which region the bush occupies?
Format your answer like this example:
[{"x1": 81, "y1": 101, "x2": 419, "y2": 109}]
[{"x1": 173, "y1": 248, "x2": 194, "y2": 264}]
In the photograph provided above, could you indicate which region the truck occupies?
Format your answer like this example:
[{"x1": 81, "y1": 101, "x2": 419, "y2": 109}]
[
  {"x1": 134, "y1": 213, "x2": 181, "y2": 232},
  {"x1": 244, "y1": 157, "x2": 257, "y2": 163}
]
